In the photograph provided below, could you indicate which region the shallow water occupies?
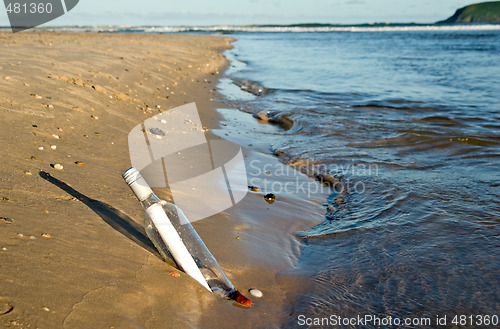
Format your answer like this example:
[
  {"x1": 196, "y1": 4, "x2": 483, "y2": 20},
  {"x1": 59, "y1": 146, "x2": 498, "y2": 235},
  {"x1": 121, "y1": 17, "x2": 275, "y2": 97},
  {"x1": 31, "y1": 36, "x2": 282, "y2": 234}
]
[{"x1": 218, "y1": 29, "x2": 500, "y2": 327}]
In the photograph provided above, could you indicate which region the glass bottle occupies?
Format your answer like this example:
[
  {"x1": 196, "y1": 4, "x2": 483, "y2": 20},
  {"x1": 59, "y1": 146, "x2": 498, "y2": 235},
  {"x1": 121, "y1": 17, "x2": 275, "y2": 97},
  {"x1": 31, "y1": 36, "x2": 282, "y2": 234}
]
[{"x1": 122, "y1": 167, "x2": 251, "y2": 305}]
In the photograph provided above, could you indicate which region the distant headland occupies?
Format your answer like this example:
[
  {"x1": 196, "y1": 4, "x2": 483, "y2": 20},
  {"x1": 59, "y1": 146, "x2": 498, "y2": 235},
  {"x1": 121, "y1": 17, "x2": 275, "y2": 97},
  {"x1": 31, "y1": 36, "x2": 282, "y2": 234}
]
[
  {"x1": 437, "y1": 1, "x2": 500, "y2": 24},
  {"x1": 239, "y1": 1, "x2": 500, "y2": 30}
]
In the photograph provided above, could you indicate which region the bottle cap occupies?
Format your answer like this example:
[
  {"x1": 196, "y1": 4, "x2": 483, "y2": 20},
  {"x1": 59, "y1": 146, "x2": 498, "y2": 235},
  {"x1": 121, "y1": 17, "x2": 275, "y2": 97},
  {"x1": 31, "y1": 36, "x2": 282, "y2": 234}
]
[{"x1": 122, "y1": 167, "x2": 153, "y2": 201}]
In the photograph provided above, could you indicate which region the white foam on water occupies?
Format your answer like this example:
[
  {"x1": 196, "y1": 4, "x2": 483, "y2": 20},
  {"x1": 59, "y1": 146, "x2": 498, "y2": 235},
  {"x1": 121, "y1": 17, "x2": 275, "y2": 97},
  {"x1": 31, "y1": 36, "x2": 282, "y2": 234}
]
[{"x1": 12, "y1": 24, "x2": 500, "y2": 34}]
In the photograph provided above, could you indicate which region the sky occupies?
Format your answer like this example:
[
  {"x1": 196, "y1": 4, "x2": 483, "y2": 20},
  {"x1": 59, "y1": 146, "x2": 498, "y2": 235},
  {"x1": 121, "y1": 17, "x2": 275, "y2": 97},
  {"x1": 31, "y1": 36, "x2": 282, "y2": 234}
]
[{"x1": 0, "y1": 0, "x2": 478, "y2": 27}]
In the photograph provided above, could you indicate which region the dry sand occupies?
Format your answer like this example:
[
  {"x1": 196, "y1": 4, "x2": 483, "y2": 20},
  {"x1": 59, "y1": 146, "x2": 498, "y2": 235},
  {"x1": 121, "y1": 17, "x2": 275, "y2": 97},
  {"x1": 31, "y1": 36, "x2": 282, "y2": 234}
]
[{"x1": 0, "y1": 32, "x2": 328, "y2": 328}]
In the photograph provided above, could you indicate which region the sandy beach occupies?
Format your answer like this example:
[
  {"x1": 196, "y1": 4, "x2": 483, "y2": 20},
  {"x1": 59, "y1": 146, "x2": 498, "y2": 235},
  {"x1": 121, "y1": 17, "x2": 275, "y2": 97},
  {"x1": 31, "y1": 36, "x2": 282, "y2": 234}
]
[{"x1": 0, "y1": 32, "x2": 329, "y2": 328}]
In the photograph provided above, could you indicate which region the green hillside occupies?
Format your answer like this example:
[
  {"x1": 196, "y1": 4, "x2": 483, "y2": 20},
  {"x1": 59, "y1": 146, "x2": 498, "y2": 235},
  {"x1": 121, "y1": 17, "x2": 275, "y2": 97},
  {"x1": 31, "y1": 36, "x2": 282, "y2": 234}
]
[{"x1": 437, "y1": 1, "x2": 500, "y2": 24}]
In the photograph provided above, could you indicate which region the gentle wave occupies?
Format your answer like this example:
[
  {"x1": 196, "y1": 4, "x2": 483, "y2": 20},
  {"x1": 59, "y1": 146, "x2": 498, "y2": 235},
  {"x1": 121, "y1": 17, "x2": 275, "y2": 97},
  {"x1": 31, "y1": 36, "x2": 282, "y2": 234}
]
[{"x1": 5, "y1": 24, "x2": 500, "y2": 33}]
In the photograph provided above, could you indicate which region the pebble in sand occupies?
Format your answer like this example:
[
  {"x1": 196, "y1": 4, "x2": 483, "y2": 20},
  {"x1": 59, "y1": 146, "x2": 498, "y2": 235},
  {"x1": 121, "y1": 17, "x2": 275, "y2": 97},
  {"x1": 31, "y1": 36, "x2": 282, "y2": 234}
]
[
  {"x1": 249, "y1": 289, "x2": 263, "y2": 298},
  {"x1": 0, "y1": 297, "x2": 13, "y2": 315},
  {"x1": 264, "y1": 193, "x2": 276, "y2": 204}
]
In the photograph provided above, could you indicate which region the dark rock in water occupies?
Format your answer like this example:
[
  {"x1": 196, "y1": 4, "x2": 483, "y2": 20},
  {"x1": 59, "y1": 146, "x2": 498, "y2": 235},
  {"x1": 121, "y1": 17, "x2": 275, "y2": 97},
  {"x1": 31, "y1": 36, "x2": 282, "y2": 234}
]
[
  {"x1": 253, "y1": 110, "x2": 270, "y2": 121},
  {"x1": 272, "y1": 149, "x2": 288, "y2": 160},
  {"x1": 314, "y1": 172, "x2": 341, "y2": 187},
  {"x1": 269, "y1": 113, "x2": 294, "y2": 131},
  {"x1": 253, "y1": 110, "x2": 294, "y2": 131},
  {"x1": 234, "y1": 79, "x2": 267, "y2": 96},
  {"x1": 264, "y1": 193, "x2": 276, "y2": 204}
]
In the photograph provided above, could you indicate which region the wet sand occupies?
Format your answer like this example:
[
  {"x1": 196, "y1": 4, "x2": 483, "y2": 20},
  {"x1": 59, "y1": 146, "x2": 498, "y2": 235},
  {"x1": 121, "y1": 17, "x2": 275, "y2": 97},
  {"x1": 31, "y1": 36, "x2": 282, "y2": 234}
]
[{"x1": 0, "y1": 32, "x2": 327, "y2": 328}]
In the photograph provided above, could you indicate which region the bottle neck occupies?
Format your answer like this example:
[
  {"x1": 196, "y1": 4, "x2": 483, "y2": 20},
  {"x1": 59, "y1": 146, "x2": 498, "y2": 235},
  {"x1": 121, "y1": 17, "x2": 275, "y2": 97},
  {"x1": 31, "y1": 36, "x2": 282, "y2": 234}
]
[
  {"x1": 123, "y1": 167, "x2": 157, "y2": 204},
  {"x1": 140, "y1": 193, "x2": 161, "y2": 209}
]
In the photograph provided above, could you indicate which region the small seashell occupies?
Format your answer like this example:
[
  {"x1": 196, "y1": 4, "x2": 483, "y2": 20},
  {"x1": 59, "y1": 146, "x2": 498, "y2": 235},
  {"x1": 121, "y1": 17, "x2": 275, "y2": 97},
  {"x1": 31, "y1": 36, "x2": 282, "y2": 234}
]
[
  {"x1": 38, "y1": 146, "x2": 44, "y2": 150},
  {"x1": 160, "y1": 119, "x2": 167, "y2": 124},
  {"x1": 47, "y1": 104, "x2": 53, "y2": 108},
  {"x1": 29, "y1": 235, "x2": 36, "y2": 240},
  {"x1": 91, "y1": 115, "x2": 99, "y2": 120},
  {"x1": 42, "y1": 307, "x2": 50, "y2": 312},
  {"x1": 249, "y1": 289, "x2": 263, "y2": 298},
  {"x1": 52, "y1": 134, "x2": 60, "y2": 139},
  {"x1": 169, "y1": 271, "x2": 180, "y2": 277},
  {"x1": 75, "y1": 161, "x2": 85, "y2": 166},
  {"x1": 23, "y1": 170, "x2": 32, "y2": 175},
  {"x1": 41, "y1": 233, "x2": 52, "y2": 238},
  {"x1": 50, "y1": 145, "x2": 57, "y2": 150},
  {"x1": 17, "y1": 233, "x2": 24, "y2": 238},
  {"x1": 53, "y1": 164, "x2": 63, "y2": 171}
]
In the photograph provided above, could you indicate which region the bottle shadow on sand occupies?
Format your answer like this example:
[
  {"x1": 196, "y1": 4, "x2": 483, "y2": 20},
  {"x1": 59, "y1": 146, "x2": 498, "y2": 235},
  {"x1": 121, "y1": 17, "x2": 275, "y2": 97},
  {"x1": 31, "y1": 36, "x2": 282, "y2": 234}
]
[{"x1": 39, "y1": 170, "x2": 162, "y2": 260}]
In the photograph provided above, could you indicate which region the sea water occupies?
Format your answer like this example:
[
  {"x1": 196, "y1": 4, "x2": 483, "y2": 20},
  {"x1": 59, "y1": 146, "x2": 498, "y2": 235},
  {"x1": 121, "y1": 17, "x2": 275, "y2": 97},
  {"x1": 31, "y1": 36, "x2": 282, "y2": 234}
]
[{"x1": 217, "y1": 28, "x2": 500, "y2": 327}]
